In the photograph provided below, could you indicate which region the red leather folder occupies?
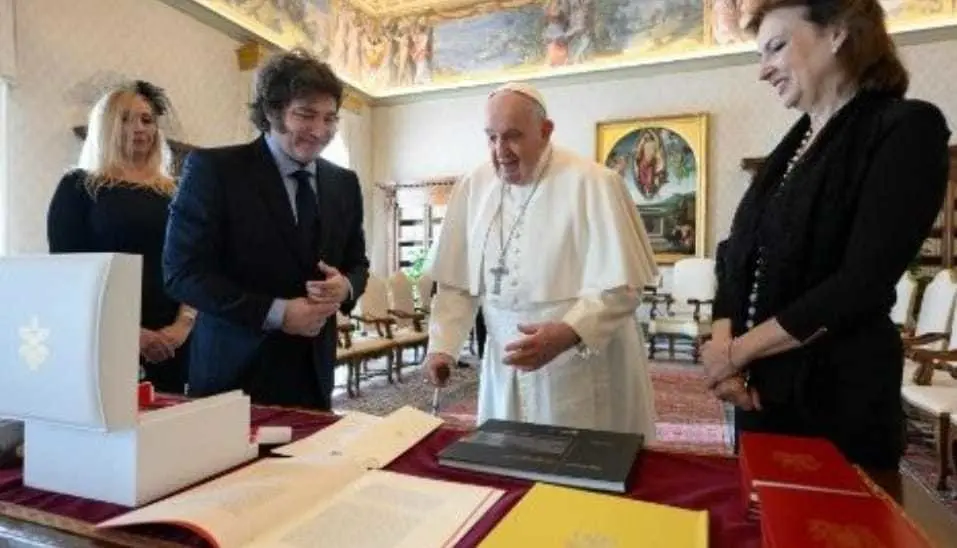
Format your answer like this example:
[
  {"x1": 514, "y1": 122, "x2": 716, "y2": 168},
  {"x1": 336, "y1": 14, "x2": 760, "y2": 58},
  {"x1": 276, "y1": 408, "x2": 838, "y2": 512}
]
[
  {"x1": 739, "y1": 432, "x2": 870, "y2": 518},
  {"x1": 757, "y1": 485, "x2": 933, "y2": 547}
]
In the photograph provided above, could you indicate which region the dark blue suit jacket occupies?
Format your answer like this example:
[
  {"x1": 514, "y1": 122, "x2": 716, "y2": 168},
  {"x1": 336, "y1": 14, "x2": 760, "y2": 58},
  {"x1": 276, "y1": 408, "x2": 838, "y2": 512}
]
[{"x1": 162, "y1": 136, "x2": 369, "y2": 409}]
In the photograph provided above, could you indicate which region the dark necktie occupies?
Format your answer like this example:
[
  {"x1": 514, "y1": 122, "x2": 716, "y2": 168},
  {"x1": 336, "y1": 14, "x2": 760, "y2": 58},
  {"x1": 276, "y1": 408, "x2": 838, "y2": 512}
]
[{"x1": 291, "y1": 169, "x2": 317, "y2": 260}]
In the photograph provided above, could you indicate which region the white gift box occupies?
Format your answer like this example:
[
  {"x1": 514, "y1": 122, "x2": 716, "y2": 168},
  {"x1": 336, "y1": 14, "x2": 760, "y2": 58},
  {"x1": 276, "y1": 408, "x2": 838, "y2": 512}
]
[{"x1": 0, "y1": 253, "x2": 256, "y2": 506}]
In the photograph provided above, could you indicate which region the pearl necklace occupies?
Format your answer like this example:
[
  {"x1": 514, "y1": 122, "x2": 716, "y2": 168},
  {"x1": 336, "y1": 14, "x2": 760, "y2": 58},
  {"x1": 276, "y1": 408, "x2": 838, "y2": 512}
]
[{"x1": 784, "y1": 126, "x2": 814, "y2": 178}]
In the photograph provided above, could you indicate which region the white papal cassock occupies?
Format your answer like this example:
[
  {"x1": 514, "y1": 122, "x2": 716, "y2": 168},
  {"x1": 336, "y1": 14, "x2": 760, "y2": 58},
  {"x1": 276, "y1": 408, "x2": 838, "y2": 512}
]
[{"x1": 425, "y1": 144, "x2": 659, "y2": 438}]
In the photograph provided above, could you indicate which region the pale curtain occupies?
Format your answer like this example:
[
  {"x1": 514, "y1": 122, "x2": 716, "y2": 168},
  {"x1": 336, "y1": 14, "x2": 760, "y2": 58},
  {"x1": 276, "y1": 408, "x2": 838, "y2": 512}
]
[
  {"x1": 0, "y1": 0, "x2": 12, "y2": 255},
  {"x1": 334, "y1": 108, "x2": 382, "y2": 272},
  {"x1": 0, "y1": 0, "x2": 15, "y2": 81},
  {"x1": 321, "y1": 132, "x2": 351, "y2": 169},
  {"x1": 0, "y1": 81, "x2": 8, "y2": 255}
]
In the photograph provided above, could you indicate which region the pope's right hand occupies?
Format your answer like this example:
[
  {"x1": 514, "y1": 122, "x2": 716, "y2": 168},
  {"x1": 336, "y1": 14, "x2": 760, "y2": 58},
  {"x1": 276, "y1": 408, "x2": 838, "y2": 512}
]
[
  {"x1": 281, "y1": 297, "x2": 337, "y2": 337},
  {"x1": 423, "y1": 353, "x2": 455, "y2": 387}
]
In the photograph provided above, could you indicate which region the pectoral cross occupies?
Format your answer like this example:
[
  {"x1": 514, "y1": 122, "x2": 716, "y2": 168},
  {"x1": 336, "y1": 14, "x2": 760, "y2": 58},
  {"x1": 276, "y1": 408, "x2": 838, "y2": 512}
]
[{"x1": 489, "y1": 263, "x2": 509, "y2": 295}]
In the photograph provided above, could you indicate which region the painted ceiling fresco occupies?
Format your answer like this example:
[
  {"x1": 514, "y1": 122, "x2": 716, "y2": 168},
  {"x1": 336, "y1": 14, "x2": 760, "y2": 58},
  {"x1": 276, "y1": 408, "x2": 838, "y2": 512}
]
[{"x1": 195, "y1": 0, "x2": 956, "y2": 97}]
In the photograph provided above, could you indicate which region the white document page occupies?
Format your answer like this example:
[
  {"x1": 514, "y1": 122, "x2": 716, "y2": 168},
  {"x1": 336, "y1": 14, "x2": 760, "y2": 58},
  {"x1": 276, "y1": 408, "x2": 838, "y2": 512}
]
[
  {"x1": 337, "y1": 406, "x2": 443, "y2": 468},
  {"x1": 247, "y1": 470, "x2": 505, "y2": 548},
  {"x1": 98, "y1": 458, "x2": 366, "y2": 548},
  {"x1": 275, "y1": 406, "x2": 442, "y2": 469},
  {"x1": 274, "y1": 410, "x2": 380, "y2": 458}
]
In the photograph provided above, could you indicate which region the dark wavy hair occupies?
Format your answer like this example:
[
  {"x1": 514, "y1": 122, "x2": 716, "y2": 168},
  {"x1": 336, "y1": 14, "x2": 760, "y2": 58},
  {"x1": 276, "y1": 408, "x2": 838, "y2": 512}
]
[
  {"x1": 132, "y1": 80, "x2": 170, "y2": 117},
  {"x1": 745, "y1": 0, "x2": 909, "y2": 97},
  {"x1": 249, "y1": 48, "x2": 344, "y2": 133}
]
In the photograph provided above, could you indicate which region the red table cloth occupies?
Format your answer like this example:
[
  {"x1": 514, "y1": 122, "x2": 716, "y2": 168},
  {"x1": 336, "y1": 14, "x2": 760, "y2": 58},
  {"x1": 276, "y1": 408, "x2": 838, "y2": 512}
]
[{"x1": 0, "y1": 404, "x2": 760, "y2": 547}]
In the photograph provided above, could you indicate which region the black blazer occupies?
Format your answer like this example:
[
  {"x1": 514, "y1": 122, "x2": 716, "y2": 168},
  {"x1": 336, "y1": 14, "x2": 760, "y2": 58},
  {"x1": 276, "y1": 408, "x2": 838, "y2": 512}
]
[
  {"x1": 714, "y1": 91, "x2": 950, "y2": 466},
  {"x1": 162, "y1": 136, "x2": 369, "y2": 409}
]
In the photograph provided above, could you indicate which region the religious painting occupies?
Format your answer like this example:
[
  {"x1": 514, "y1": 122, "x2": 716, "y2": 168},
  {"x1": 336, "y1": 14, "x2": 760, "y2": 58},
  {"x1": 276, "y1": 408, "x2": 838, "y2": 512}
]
[{"x1": 596, "y1": 113, "x2": 708, "y2": 264}]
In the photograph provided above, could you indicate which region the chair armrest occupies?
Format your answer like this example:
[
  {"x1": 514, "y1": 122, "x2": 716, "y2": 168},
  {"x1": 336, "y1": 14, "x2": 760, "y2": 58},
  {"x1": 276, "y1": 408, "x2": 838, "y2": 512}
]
[
  {"x1": 388, "y1": 309, "x2": 427, "y2": 321},
  {"x1": 350, "y1": 314, "x2": 396, "y2": 338},
  {"x1": 388, "y1": 309, "x2": 427, "y2": 331},
  {"x1": 901, "y1": 332, "x2": 946, "y2": 349},
  {"x1": 909, "y1": 348, "x2": 957, "y2": 363},
  {"x1": 644, "y1": 293, "x2": 673, "y2": 319},
  {"x1": 686, "y1": 299, "x2": 714, "y2": 322}
]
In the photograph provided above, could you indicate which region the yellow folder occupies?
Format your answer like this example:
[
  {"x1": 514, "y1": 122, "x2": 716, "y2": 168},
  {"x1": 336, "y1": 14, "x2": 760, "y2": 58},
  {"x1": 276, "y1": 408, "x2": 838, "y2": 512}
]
[{"x1": 480, "y1": 483, "x2": 709, "y2": 548}]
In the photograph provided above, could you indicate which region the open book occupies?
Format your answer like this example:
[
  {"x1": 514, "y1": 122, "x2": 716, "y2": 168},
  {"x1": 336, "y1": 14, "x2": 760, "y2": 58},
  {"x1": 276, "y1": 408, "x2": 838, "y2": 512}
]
[
  {"x1": 98, "y1": 458, "x2": 503, "y2": 548},
  {"x1": 98, "y1": 407, "x2": 504, "y2": 547}
]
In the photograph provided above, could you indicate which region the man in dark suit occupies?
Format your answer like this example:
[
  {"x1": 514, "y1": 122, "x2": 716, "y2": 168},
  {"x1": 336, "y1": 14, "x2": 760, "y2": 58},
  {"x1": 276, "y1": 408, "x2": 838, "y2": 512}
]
[{"x1": 163, "y1": 49, "x2": 369, "y2": 410}]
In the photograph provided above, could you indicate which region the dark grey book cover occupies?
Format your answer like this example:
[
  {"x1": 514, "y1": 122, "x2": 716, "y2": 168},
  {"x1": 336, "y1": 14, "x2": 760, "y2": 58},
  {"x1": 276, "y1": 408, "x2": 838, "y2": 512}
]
[{"x1": 437, "y1": 419, "x2": 644, "y2": 492}]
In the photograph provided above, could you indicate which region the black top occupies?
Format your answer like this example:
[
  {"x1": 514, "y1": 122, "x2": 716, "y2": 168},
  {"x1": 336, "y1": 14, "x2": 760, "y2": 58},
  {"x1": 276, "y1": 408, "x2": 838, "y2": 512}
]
[
  {"x1": 714, "y1": 91, "x2": 951, "y2": 467},
  {"x1": 47, "y1": 169, "x2": 180, "y2": 330}
]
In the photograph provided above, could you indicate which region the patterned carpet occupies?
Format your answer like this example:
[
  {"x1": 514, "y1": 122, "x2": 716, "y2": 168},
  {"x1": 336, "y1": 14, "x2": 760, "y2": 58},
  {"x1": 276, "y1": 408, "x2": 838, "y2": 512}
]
[
  {"x1": 331, "y1": 358, "x2": 732, "y2": 454},
  {"x1": 901, "y1": 435, "x2": 957, "y2": 514}
]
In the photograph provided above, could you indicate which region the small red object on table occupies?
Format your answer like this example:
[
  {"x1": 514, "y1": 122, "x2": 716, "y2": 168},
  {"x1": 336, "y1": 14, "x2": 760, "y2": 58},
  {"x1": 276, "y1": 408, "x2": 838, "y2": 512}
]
[{"x1": 137, "y1": 382, "x2": 155, "y2": 408}]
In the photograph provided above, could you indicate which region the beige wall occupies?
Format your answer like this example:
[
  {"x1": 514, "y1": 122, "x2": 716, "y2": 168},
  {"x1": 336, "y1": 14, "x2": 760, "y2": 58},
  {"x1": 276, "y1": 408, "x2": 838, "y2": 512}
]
[
  {"x1": 6, "y1": 0, "x2": 253, "y2": 253},
  {"x1": 4, "y1": 0, "x2": 955, "y2": 282},
  {"x1": 369, "y1": 36, "x2": 957, "y2": 277}
]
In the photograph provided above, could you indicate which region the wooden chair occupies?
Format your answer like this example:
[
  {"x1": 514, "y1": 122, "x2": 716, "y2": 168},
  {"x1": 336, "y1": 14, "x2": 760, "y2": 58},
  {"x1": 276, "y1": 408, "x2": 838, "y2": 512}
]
[
  {"x1": 386, "y1": 271, "x2": 430, "y2": 380},
  {"x1": 346, "y1": 276, "x2": 400, "y2": 395},
  {"x1": 334, "y1": 312, "x2": 395, "y2": 398},
  {"x1": 901, "y1": 274, "x2": 957, "y2": 490},
  {"x1": 901, "y1": 269, "x2": 957, "y2": 354},
  {"x1": 416, "y1": 273, "x2": 434, "y2": 315},
  {"x1": 891, "y1": 271, "x2": 919, "y2": 333},
  {"x1": 646, "y1": 258, "x2": 716, "y2": 362}
]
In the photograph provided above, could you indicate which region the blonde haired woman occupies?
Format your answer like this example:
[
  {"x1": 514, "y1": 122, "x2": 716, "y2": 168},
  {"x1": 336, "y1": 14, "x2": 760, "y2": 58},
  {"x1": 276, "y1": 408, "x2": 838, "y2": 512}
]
[{"x1": 47, "y1": 81, "x2": 193, "y2": 394}]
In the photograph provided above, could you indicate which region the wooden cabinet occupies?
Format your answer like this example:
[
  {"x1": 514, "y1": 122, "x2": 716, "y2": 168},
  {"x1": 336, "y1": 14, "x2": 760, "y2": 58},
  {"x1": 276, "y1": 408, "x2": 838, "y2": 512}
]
[
  {"x1": 916, "y1": 149, "x2": 957, "y2": 276},
  {"x1": 377, "y1": 177, "x2": 458, "y2": 275}
]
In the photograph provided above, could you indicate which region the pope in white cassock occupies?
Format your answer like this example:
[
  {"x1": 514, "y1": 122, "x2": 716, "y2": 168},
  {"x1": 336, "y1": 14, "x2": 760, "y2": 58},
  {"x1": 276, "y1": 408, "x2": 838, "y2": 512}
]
[{"x1": 423, "y1": 82, "x2": 659, "y2": 437}]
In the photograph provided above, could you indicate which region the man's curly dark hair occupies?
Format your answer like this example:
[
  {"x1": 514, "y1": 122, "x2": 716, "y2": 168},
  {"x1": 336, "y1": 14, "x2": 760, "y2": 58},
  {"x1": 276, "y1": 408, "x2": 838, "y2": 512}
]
[{"x1": 249, "y1": 48, "x2": 343, "y2": 133}]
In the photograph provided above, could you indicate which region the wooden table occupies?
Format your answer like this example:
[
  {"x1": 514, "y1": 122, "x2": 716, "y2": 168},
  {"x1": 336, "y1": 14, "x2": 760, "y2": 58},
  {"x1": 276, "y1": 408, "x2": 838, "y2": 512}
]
[
  {"x1": 1, "y1": 402, "x2": 955, "y2": 547},
  {"x1": 2, "y1": 468, "x2": 955, "y2": 547}
]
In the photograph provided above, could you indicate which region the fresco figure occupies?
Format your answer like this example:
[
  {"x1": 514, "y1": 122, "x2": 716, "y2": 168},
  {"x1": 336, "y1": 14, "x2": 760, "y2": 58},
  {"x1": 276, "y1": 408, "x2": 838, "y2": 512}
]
[
  {"x1": 566, "y1": 0, "x2": 595, "y2": 63},
  {"x1": 544, "y1": 0, "x2": 570, "y2": 66},
  {"x1": 712, "y1": 0, "x2": 746, "y2": 44},
  {"x1": 329, "y1": 4, "x2": 349, "y2": 68},
  {"x1": 411, "y1": 16, "x2": 433, "y2": 84},
  {"x1": 394, "y1": 18, "x2": 414, "y2": 86}
]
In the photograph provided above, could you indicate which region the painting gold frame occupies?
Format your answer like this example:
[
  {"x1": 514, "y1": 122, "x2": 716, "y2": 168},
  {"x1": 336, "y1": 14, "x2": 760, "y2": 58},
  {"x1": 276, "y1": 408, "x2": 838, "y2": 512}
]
[{"x1": 596, "y1": 112, "x2": 708, "y2": 264}]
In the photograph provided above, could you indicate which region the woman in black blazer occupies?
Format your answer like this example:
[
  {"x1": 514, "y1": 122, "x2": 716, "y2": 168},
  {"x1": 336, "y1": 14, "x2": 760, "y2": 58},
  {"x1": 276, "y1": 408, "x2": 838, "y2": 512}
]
[
  {"x1": 702, "y1": 0, "x2": 951, "y2": 477},
  {"x1": 47, "y1": 81, "x2": 194, "y2": 394}
]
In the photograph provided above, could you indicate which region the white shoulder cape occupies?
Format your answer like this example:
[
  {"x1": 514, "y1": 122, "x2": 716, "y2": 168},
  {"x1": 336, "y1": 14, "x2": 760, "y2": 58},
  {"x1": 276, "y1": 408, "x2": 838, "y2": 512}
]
[{"x1": 425, "y1": 145, "x2": 658, "y2": 303}]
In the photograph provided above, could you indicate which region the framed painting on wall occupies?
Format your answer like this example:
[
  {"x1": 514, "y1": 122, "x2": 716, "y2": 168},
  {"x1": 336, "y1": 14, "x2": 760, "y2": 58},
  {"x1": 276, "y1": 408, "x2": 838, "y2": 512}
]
[{"x1": 596, "y1": 113, "x2": 708, "y2": 264}]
